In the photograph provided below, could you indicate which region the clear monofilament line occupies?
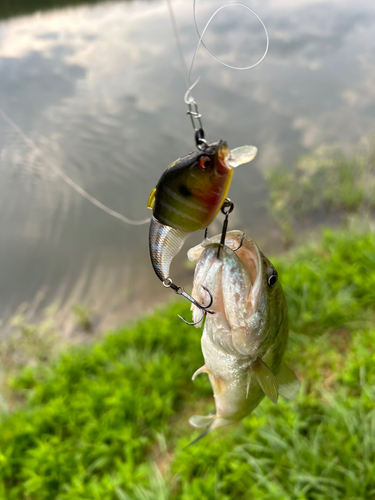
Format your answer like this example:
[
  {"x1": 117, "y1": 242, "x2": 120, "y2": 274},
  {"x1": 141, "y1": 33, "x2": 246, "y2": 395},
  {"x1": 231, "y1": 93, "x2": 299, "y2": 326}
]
[
  {"x1": 166, "y1": 0, "x2": 269, "y2": 101},
  {"x1": 0, "y1": 107, "x2": 150, "y2": 226},
  {"x1": 191, "y1": 0, "x2": 269, "y2": 73}
]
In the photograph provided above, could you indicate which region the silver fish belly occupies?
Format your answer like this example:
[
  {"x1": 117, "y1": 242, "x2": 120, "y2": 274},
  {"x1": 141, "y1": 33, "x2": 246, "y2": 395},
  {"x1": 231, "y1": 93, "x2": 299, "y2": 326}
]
[{"x1": 188, "y1": 231, "x2": 300, "y2": 433}]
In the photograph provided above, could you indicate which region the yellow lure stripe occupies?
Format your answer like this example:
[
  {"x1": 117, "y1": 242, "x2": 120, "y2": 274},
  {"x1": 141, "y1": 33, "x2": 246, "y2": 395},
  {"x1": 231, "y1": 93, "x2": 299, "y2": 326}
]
[{"x1": 147, "y1": 187, "x2": 156, "y2": 210}]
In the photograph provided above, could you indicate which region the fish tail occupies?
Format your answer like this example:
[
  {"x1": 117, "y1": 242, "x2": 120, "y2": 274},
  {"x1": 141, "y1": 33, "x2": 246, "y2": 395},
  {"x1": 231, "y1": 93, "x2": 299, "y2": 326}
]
[
  {"x1": 186, "y1": 427, "x2": 212, "y2": 447},
  {"x1": 187, "y1": 413, "x2": 233, "y2": 446},
  {"x1": 187, "y1": 413, "x2": 215, "y2": 447},
  {"x1": 189, "y1": 414, "x2": 216, "y2": 428},
  {"x1": 149, "y1": 217, "x2": 189, "y2": 282}
]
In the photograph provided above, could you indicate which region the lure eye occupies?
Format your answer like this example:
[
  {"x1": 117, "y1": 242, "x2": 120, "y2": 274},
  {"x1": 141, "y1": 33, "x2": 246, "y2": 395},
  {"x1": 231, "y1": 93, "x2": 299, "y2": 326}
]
[
  {"x1": 199, "y1": 156, "x2": 212, "y2": 170},
  {"x1": 267, "y1": 267, "x2": 278, "y2": 287}
]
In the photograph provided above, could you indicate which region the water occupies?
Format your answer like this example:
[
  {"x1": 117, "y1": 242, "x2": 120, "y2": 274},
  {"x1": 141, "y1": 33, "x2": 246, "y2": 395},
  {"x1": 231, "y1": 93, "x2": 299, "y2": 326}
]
[{"x1": 0, "y1": 0, "x2": 374, "y2": 331}]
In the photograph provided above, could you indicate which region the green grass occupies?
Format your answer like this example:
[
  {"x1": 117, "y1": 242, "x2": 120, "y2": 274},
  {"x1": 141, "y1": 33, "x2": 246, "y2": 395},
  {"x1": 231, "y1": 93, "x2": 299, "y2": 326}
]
[
  {"x1": 0, "y1": 228, "x2": 375, "y2": 499},
  {"x1": 266, "y1": 136, "x2": 375, "y2": 245}
]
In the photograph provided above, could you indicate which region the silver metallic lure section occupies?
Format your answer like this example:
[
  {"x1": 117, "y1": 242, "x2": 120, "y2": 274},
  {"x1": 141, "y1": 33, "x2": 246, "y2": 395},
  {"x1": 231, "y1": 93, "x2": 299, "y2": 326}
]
[{"x1": 149, "y1": 216, "x2": 189, "y2": 282}]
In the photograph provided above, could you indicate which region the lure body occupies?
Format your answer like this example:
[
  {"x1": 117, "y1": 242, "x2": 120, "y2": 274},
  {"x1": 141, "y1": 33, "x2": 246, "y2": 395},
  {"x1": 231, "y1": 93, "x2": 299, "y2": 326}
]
[
  {"x1": 188, "y1": 231, "x2": 300, "y2": 433},
  {"x1": 147, "y1": 142, "x2": 257, "y2": 282},
  {"x1": 148, "y1": 217, "x2": 189, "y2": 282}
]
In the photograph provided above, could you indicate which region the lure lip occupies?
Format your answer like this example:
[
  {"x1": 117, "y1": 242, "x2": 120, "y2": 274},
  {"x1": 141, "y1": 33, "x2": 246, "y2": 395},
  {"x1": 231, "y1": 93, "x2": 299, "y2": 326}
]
[{"x1": 226, "y1": 145, "x2": 258, "y2": 169}]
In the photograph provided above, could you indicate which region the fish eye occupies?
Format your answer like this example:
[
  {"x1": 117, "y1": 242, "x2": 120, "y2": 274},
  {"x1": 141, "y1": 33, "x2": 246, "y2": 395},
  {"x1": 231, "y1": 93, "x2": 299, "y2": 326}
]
[
  {"x1": 199, "y1": 156, "x2": 212, "y2": 170},
  {"x1": 267, "y1": 267, "x2": 278, "y2": 287}
]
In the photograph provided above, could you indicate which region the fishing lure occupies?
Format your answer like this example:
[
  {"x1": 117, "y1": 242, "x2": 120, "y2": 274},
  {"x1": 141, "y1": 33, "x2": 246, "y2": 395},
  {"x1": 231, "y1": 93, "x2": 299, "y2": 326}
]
[
  {"x1": 147, "y1": 1, "x2": 269, "y2": 311},
  {"x1": 147, "y1": 140, "x2": 257, "y2": 287}
]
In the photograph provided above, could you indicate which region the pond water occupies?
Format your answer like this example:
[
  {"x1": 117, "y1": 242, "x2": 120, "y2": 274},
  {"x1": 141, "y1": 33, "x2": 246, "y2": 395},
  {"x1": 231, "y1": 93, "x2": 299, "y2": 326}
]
[{"x1": 0, "y1": 0, "x2": 374, "y2": 331}]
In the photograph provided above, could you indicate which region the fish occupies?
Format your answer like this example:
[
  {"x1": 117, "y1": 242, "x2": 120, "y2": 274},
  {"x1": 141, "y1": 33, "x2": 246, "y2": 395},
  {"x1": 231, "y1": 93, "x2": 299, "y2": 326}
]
[
  {"x1": 147, "y1": 141, "x2": 257, "y2": 283},
  {"x1": 187, "y1": 230, "x2": 300, "y2": 436}
]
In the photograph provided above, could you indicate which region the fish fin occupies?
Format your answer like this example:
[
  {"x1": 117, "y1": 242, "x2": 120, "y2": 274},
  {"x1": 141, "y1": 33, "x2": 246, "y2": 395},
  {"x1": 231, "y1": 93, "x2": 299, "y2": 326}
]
[
  {"x1": 192, "y1": 367, "x2": 225, "y2": 396},
  {"x1": 246, "y1": 371, "x2": 251, "y2": 399},
  {"x1": 211, "y1": 375, "x2": 225, "y2": 396},
  {"x1": 192, "y1": 365, "x2": 211, "y2": 381},
  {"x1": 189, "y1": 414, "x2": 215, "y2": 428},
  {"x1": 187, "y1": 414, "x2": 234, "y2": 446},
  {"x1": 251, "y1": 358, "x2": 278, "y2": 405},
  {"x1": 276, "y1": 363, "x2": 301, "y2": 400},
  {"x1": 187, "y1": 427, "x2": 211, "y2": 447},
  {"x1": 147, "y1": 187, "x2": 156, "y2": 210}
]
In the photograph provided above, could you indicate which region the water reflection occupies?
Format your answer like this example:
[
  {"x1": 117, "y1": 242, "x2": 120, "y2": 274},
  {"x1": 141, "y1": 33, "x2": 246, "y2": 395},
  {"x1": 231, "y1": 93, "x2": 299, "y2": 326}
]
[
  {"x1": 0, "y1": 0, "x2": 117, "y2": 22},
  {"x1": 0, "y1": 0, "x2": 374, "y2": 330}
]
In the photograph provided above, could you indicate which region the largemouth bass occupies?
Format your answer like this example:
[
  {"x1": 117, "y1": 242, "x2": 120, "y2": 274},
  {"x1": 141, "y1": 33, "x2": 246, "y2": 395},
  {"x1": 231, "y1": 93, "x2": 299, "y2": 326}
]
[
  {"x1": 147, "y1": 142, "x2": 257, "y2": 283},
  {"x1": 187, "y1": 230, "x2": 300, "y2": 434}
]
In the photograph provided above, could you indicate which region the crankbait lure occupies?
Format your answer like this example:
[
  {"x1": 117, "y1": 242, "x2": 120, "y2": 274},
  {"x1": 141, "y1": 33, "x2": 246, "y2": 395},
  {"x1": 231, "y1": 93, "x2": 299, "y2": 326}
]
[
  {"x1": 147, "y1": 141, "x2": 257, "y2": 285},
  {"x1": 147, "y1": 1, "x2": 268, "y2": 310}
]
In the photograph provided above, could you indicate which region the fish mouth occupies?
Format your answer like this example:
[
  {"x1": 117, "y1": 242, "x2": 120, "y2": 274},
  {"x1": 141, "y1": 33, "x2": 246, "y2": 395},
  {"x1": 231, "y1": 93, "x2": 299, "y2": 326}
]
[
  {"x1": 232, "y1": 233, "x2": 262, "y2": 312},
  {"x1": 216, "y1": 231, "x2": 262, "y2": 312},
  {"x1": 187, "y1": 230, "x2": 262, "y2": 312}
]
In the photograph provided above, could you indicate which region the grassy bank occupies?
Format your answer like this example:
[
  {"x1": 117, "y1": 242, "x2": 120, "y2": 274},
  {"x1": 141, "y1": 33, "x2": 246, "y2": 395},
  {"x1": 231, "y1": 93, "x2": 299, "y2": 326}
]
[
  {"x1": 0, "y1": 227, "x2": 374, "y2": 499},
  {"x1": 267, "y1": 136, "x2": 375, "y2": 246}
]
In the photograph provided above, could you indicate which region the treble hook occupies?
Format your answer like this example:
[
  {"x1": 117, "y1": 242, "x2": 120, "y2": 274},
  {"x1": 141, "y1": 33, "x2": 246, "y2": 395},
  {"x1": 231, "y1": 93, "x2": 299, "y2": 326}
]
[
  {"x1": 217, "y1": 198, "x2": 234, "y2": 258},
  {"x1": 233, "y1": 233, "x2": 245, "y2": 252},
  {"x1": 163, "y1": 279, "x2": 214, "y2": 326},
  {"x1": 178, "y1": 285, "x2": 214, "y2": 325}
]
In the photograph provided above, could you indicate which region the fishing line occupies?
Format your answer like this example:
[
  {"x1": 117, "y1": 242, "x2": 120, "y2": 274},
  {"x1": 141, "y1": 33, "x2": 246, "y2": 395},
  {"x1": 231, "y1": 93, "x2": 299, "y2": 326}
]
[
  {"x1": 0, "y1": 108, "x2": 150, "y2": 226},
  {"x1": 192, "y1": 0, "x2": 269, "y2": 73},
  {"x1": 167, "y1": 0, "x2": 269, "y2": 102},
  {"x1": 166, "y1": 0, "x2": 189, "y2": 87}
]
